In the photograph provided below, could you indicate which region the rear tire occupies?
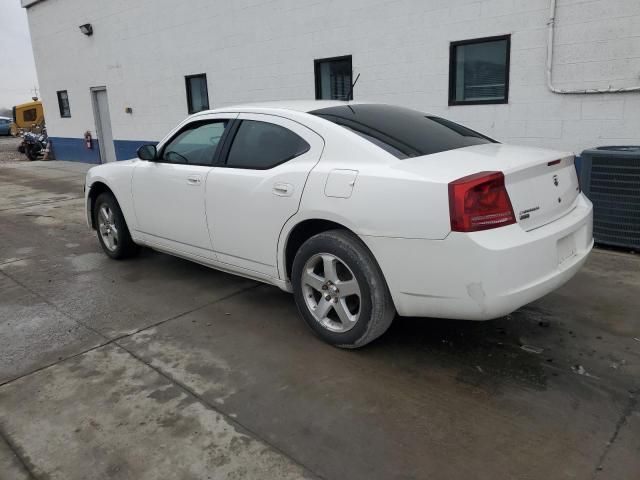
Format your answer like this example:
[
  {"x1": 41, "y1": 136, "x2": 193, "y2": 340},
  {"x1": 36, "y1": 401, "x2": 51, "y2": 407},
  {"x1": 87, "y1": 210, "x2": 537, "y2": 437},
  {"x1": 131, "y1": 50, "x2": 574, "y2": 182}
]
[
  {"x1": 292, "y1": 229, "x2": 395, "y2": 348},
  {"x1": 94, "y1": 192, "x2": 139, "y2": 260}
]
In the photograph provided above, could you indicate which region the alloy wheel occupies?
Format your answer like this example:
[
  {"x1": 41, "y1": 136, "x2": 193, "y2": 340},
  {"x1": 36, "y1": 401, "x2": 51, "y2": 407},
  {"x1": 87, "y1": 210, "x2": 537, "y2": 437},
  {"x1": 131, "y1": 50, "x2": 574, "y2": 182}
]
[
  {"x1": 301, "y1": 253, "x2": 362, "y2": 333},
  {"x1": 98, "y1": 204, "x2": 119, "y2": 252}
]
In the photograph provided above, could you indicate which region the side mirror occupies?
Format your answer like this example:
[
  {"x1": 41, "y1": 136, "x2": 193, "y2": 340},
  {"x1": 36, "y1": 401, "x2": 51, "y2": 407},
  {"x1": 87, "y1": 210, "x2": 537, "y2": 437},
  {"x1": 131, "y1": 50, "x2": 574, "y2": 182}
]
[{"x1": 137, "y1": 144, "x2": 157, "y2": 161}]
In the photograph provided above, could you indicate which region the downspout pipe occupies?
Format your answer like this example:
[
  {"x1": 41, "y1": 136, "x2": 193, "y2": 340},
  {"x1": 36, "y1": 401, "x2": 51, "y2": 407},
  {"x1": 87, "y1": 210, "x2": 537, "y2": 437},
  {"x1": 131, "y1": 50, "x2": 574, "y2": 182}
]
[{"x1": 546, "y1": 0, "x2": 640, "y2": 94}]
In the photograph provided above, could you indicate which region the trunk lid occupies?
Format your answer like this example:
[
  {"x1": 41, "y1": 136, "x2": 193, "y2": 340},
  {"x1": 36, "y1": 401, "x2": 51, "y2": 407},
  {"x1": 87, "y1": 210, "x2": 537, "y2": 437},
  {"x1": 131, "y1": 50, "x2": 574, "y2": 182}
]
[
  {"x1": 394, "y1": 143, "x2": 580, "y2": 231},
  {"x1": 505, "y1": 154, "x2": 580, "y2": 231}
]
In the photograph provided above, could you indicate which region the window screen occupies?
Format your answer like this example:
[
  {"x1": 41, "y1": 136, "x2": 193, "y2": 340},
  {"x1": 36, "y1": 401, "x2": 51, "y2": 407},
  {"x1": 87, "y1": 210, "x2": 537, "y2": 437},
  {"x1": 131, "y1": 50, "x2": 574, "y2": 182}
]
[
  {"x1": 315, "y1": 56, "x2": 353, "y2": 100},
  {"x1": 226, "y1": 120, "x2": 310, "y2": 169},
  {"x1": 57, "y1": 90, "x2": 71, "y2": 117},
  {"x1": 185, "y1": 74, "x2": 210, "y2": 114},
  {"x1": 162, "y1": 121, "x2": 228, "y2": 165},
  {"x1": 449, "y1": 36, "x2": 510, "y2": 105}
]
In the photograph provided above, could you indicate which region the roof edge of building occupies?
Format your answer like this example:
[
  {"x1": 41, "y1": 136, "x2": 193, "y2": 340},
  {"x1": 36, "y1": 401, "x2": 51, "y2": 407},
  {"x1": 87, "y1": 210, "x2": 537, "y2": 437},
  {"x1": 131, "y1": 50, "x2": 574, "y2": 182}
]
[{"x1": 22, "y1": 0, "x2": 46, "y2": 8}]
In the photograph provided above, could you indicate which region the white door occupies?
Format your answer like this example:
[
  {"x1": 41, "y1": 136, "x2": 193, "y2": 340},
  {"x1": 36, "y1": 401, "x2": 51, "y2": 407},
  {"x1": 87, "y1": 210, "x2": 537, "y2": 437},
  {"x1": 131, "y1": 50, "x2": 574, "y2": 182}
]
[
  {"x1": 92, "y1": 88, "x2": 117, "y2": 163},
  {"x1": 206, "y1": 113, "x2": 324, "y2": 277},
  {"x1": 132, "y1": 116, "x2": 232, "y2": 259}
]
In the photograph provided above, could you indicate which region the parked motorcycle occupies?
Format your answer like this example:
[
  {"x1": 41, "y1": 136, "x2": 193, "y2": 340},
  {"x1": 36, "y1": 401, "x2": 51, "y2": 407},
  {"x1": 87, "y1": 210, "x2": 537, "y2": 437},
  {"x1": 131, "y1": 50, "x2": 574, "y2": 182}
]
[{"x1": 22, "y1": 127, "x2": 48, "y2": 161}]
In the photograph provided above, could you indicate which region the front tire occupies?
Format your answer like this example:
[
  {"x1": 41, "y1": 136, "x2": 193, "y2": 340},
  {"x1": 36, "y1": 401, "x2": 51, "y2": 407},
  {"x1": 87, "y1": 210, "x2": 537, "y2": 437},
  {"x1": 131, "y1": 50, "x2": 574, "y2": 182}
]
[
  {"x1": 94, "y1": 192, "x2": 139, "y2": 260},
  {"x1": 292, "y1": 230, "x2": 395, "y2": 348}
]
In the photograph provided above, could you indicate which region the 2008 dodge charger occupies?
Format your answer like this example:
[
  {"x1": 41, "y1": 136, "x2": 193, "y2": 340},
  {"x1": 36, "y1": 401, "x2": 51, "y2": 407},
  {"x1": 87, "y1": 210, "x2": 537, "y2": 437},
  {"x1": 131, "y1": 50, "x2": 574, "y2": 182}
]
[{"x1": 85, "y1": 101, "x2": 593, "y2": 348}]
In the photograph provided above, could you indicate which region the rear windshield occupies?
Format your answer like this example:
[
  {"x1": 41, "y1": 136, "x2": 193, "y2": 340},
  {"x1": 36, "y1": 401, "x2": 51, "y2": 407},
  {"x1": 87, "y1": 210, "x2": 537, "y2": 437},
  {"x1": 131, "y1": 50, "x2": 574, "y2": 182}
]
[{"x1": 310, "y1": 104, "x2": 495, "y2": 159}]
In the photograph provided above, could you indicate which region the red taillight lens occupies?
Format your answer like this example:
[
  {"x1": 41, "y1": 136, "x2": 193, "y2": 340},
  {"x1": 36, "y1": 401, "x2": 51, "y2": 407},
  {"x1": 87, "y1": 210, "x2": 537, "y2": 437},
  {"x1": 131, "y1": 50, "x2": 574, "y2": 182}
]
[{"x1": 448, "y1": 171, "x2": 516, "y2": 232}]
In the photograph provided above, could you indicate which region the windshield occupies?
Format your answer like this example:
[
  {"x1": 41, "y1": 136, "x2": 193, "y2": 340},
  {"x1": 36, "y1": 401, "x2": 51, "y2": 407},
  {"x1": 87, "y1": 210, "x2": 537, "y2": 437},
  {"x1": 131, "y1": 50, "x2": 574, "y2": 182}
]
[{"x1": 310, "y1": 104, "x2": 495, "y2": 159}]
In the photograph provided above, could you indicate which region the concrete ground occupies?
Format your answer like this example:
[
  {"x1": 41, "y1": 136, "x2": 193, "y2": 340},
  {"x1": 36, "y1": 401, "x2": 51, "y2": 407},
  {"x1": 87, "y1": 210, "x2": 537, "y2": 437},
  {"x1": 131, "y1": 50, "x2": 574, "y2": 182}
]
[
  {"x1": 0, "y1": 160, "x2": 638, "y2": 480},
  {"x1": 0, "y1": 137, "x2": 27, "y2": 164}
]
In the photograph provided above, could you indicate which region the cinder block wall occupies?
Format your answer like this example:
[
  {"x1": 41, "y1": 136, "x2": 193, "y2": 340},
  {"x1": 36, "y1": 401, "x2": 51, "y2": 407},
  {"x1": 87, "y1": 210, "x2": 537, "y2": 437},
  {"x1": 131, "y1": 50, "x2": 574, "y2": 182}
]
[{"x1": 25, "y1": 0, "x2": 640, "y2": 160}]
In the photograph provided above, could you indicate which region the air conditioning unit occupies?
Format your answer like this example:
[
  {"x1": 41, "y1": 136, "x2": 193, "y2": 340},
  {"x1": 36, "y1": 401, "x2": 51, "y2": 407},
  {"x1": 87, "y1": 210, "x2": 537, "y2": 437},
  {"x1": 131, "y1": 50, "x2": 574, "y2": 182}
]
[{"x1": 580, "y1": 146, "x2": 640, "y2": 250}]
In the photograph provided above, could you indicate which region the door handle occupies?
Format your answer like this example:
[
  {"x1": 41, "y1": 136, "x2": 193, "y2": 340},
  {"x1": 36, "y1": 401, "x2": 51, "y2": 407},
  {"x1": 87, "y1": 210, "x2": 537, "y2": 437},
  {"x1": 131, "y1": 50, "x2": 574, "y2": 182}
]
[
  {"x1": 186, "y1": 175, "x2": 202, "y2": 186},
  {"x1": 273, "y1": 182, "x2": 294, "y2": 197}
]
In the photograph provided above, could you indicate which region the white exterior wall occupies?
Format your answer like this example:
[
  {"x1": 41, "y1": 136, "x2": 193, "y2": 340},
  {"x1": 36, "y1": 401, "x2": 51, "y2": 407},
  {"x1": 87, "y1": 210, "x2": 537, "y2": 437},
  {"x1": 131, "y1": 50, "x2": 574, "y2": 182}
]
[{"x1": 24, "y1": 0, "x2": 640, "y2": 155}]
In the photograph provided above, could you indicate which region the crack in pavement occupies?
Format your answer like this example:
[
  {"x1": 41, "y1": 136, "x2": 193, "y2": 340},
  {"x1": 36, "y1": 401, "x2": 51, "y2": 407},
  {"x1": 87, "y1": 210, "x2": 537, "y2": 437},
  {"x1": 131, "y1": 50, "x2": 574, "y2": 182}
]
[
  {"x1": 592, "y1": 389, "x2": 638, "y2": 479},
  {"x1": 0, "y1": 256, "x2": 35, "y2": 267}
]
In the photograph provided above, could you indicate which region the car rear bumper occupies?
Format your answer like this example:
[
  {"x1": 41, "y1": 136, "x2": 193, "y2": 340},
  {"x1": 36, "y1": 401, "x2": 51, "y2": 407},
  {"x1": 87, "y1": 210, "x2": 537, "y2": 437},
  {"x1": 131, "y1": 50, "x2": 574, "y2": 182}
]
[{"x1": 361, "y1": 193, "x2": 593, "y2": 320}]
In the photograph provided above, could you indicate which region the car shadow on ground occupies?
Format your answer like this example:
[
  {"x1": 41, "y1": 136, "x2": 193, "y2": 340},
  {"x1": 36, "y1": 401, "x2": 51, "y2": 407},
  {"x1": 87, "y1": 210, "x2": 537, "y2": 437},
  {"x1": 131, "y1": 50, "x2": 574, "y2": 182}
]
[{"x1": 375, "y1": 311, "x2": 558, "y2": 392}]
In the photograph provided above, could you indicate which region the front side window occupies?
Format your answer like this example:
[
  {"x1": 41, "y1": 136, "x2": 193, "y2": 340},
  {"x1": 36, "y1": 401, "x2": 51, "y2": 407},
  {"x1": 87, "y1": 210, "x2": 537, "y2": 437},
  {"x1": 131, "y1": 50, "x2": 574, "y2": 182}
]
[
  {"x1": 23, "y1": 108, "x2": 37, "y2": 122},
  {"x1": 162, "y1": 120, "x2": 228, "y2": 165},
  {"x1": 311, "y1": 104, "x2": 494, "y2": 159},
  {"x1": 57, "y1": 90, "x2": 71, "y2": 117},
  {"x1": 315, "y1": 56, "x2": 353, "y2": 100},
  {"x1": 185, "y1": 74, "x2": 210, "y2": 114},
  {"x1": 226, "y1": 120, "x2": 310, "y2": 169},
  {"x1": 449, "y1": 35, "x2": 510, "y2": 105}
]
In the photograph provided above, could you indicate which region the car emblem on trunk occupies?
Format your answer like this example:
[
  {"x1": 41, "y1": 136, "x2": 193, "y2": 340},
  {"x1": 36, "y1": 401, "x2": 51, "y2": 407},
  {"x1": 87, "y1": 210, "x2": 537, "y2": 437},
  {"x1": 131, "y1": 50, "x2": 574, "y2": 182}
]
[{"x1": 553, "y1": 175, "x2": 559, "y2": 187}]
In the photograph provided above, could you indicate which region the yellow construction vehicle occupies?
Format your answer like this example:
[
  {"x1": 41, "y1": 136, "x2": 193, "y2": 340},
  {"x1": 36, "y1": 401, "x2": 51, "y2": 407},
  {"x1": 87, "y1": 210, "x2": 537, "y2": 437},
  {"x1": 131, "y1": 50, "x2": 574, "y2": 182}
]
[{"x1": 10, "y1": 100, "x2": 45, "y2": 136}]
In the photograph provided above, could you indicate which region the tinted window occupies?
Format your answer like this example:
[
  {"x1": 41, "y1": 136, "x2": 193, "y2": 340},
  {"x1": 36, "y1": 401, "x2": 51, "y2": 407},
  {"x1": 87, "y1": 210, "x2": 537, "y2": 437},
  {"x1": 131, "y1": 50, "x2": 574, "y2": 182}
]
[
  {"x1": 185, "y1": 74, "x2": 210, "y2": 114},
  {"x1": 162, "y1": 121, "x2": 228, "y2": 165},
  {"x1": 226, "y1": 120, "x2": 310, "y2": 169},
  {"x1": 311, "y1": 104, "x2": 494, "y2": 159},
  {"x1": 450, "y1": 36, "x2": 510, "y2": 105}
]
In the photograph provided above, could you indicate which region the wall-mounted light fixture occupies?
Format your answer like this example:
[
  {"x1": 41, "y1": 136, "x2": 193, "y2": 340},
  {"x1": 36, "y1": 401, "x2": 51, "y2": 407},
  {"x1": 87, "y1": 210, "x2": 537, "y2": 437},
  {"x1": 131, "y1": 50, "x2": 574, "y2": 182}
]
[{"x1": 79, "y1": 23, "x2": 93, "y2": 36}]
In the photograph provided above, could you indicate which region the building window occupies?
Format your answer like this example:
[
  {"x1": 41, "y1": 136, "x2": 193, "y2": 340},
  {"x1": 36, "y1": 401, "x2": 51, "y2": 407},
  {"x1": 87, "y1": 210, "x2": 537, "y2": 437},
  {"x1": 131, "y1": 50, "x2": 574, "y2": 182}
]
[
  {"x1": 449, "y1": 35, "x2": 510, "y2": 105},
  {"x1": 57, "y1": 90, "x2": 71, "y2": 117},
  {"x1": 185, "y1": 74, "x2": 210, "y2": 114},
  {"x1": 315, "y1": 55, "x2": 353, "y2": 101}
]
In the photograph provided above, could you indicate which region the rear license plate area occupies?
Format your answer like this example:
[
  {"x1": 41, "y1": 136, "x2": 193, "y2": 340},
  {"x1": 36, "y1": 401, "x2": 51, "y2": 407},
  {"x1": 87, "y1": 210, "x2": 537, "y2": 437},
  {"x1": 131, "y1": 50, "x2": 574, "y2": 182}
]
[{"x1": 557, "y1": 233, "x2": 577, "y2": 265}]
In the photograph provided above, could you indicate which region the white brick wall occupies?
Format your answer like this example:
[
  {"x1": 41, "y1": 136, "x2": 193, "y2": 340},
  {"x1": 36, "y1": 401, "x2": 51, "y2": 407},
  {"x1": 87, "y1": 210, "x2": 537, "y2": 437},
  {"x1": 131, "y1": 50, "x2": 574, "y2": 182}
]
[{"x1": 25, "y1": 0, "x2": 640, "y2": 154}]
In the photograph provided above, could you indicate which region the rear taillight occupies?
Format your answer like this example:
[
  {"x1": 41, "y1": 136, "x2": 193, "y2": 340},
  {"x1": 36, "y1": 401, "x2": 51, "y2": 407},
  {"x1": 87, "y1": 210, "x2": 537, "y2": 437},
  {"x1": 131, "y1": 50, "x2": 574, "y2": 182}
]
[{"x1": 448, "y1": 171, "x2": 516, "y2": 232}]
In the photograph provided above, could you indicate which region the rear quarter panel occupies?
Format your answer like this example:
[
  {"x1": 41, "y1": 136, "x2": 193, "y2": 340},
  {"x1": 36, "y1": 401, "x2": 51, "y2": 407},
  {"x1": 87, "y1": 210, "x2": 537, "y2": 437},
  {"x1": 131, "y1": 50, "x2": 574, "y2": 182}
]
[{"x1": 296, "y1": 134, "x2": 451, "y2": 240}]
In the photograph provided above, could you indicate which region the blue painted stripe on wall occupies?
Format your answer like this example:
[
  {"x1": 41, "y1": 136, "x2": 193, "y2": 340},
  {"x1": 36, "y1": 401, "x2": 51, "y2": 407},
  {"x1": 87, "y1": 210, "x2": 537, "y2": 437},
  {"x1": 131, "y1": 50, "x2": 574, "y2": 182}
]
[
  {"x1": 49, "y1": 137, "x2": 101, "y2": 164},
  {"x1": 49, "y1": 137, "x2": 156, "y2": 163},
  {"x1": 114, "y1": 139, "x2": 157, "y2": 161}
]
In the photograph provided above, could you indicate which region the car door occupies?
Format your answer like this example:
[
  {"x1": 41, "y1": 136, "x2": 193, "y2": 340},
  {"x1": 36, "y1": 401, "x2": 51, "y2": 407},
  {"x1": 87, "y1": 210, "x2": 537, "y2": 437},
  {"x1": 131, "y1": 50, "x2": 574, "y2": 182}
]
[
  {"x1": 206, "y1": 113, "x2": 324, "y2": 277},
  {"x1": 132, "y1": 114, "x2": 234, "y2": 259}
]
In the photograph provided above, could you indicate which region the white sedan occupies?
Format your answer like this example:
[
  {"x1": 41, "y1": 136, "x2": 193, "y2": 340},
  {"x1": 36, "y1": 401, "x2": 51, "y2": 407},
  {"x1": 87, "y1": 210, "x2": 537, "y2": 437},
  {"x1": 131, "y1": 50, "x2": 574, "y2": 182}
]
[{"x1": 85, "y1": 101, "x2": 593, "y2": 348}]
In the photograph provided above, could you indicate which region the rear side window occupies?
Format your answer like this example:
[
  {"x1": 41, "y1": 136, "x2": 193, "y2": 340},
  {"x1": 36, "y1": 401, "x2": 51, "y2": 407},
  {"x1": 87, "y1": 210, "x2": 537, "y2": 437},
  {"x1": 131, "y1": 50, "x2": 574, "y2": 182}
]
[
  {"x1": 311, "y1": 104, "x2": 494, "y2": 159},
  {"x1": 225, "y1": 120, "x2": 310, "y2": 169}
]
